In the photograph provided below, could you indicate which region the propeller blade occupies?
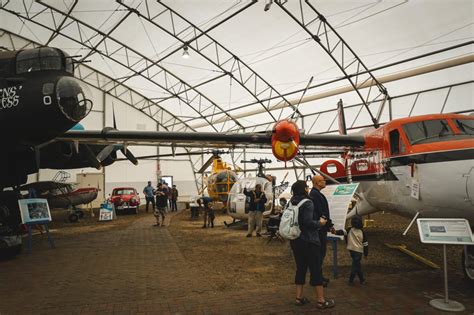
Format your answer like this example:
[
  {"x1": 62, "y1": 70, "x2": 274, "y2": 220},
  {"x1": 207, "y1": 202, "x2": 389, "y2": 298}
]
[
  {"x1": 112, "y1": 104, "x2": 117, "y2": 129},
  {"x1": 120, "y1": 147, "x2": 138, "y2": 165},
  {"x1": 97, "y1": 145, "x2": 116, "y2": 162},
  {"x1": 197, "y1": 155, "x2": 215, "y2": 174},
  {"x1": 83, "y1": 144, "x2": 102, "y2": 170}
]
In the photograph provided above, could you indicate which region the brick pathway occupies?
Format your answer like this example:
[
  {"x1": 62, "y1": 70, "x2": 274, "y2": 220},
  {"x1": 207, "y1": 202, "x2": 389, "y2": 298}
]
[{"x1": 0, "y1": 212, "x2": 473, "y2": 315}]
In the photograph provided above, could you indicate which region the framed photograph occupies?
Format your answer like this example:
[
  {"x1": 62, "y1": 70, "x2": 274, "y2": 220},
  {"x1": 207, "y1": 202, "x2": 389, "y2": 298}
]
[{"x1": 18, "y1": 198, "x2": 52, "y2": 224}]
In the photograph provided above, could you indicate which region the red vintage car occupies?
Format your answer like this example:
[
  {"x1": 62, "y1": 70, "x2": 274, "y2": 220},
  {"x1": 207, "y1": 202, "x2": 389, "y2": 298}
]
[{"x1": 109, "y1": 187, "x2": 140, "y2": 214}]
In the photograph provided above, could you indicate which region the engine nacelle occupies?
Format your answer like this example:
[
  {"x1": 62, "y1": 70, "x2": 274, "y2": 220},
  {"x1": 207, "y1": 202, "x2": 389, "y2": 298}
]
[{"x1": 271, "y1": 120, "x2": 300, "y2": 162}]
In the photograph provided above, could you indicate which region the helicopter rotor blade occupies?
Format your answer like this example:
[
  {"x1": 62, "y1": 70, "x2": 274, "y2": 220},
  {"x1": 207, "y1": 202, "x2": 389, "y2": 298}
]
[{"x1": 197, "y1": 155, "x2": 215, "y2": 174}]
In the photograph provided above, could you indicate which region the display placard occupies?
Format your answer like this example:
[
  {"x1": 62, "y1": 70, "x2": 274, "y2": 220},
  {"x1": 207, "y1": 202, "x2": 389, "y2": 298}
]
[
  {"x1": 321, "y1": 183, "x2": 360, "y2": 239},
  {"x1": 417, "y1": 218, "x2": 474, "y2": 245},
  {"x1": 99, "y1": 202, "x2": 114, "y2": 221},
  {"x1": 18, "y1": 198, "x2": 52, "y2": 224}
]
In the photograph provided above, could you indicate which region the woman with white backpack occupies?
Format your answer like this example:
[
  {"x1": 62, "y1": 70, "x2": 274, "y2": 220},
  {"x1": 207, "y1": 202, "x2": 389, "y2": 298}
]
[{"x1": 287, "y1": 180, "x2": 335, "y2": 309}]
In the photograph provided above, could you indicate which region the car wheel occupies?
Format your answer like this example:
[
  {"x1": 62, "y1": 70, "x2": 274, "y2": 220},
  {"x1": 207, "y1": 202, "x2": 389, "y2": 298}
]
[{"x1": 69, "y1": 213, "x2": 79, "y2": 223}]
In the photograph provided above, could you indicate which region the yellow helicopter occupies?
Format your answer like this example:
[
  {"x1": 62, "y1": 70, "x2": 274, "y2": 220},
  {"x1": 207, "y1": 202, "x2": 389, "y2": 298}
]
[{"x1": 200, "y1": 151, "x2": 240, "y2": 203}]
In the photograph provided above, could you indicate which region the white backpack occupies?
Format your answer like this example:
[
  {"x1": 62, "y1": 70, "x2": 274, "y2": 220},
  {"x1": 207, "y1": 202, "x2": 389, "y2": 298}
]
[{"x1": 278, "y1": 199, "x2": 310, "y2": 240}]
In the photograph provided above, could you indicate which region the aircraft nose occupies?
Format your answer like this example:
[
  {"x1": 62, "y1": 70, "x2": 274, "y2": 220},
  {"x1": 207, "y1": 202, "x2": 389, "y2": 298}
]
[{"x1": 56, "y1": 77, "x2": 92, "y2": 122}]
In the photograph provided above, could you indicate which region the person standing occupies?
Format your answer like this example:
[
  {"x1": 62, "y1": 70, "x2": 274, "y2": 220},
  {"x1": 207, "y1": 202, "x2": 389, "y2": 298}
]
[
  {"x1": 243, "y1": 184, "x2": 267, "y2": 237},
  {"x1": 335, "y1": 215, "x2": 369, "y2": 285},
  {"x1": 171, "y1": 185, "x2": 178, "y2": 212},
  {"x1": 143, "y1": 181, "x2": 155, "y2": 213},
  {"x1": 197, "y1": 195, "x2": 213, "y2": 228},
  {"x1": 310, "y1": 175, "x2": 334, "y2": 287},
  {"x1": 154, "y1": 183, "x2": 167, "y2": 226},
  {"x1": 161, "y1": 183, "x2": 170, "y2": 212},
  {"x1": 289, "y1": 180, "x2": 334, "y2": 309}
]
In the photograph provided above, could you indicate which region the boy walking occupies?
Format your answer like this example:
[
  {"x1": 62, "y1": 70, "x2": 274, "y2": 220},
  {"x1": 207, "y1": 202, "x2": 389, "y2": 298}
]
[{"x1": 336, "y1": 215, "x2": 368, "y2": 285}]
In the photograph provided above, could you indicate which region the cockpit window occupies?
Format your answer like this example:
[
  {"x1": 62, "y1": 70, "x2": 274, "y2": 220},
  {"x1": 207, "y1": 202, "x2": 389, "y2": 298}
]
[
  {"x1": 63, "y1": 51, "x2": 74, "y2": 74},
  {"x1": 455, "y1": 119, "x2": 474, "y2": 135},
  {"x1": 16, "y1": 48, "x2": 62, "y2": 74},
  {"x1": 402, "y1": 119, "x2": 454, "y2": 145}
]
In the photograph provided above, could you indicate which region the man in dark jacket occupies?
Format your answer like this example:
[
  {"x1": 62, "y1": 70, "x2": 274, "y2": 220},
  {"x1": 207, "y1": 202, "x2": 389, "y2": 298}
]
[
  {"x1": 197, "y1": 195, "x2": 213, "y2": 228},
  {"x1": 154, "y1": 183, "x2": 167, "y2": 226},
  {"x1": 243, "y1": 184, "x2": 267, "y2": 237},
  {"x1": 310, "y1": 175, "x2": 334, "y2": 287},
  {"x1": 171, "y1": 185, "x2": 178, "y2": 212}
]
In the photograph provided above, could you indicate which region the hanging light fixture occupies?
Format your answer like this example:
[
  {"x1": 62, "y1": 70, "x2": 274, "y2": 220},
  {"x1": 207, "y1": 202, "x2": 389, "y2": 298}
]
[{"x1": 182, "y1": 45, "x2": 190, "y2": 59}]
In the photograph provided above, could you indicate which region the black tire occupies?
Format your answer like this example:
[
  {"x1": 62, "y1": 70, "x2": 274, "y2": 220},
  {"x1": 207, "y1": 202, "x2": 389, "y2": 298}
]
[
  {"x1": 69, "y1": 213, "x2": 79, "y2": 223},
  {"x1": 0, "y1": 243, "x2": 22, "y2": 259},
  {"x1": 76, "y1": 210, "x2": 84, "y2": 219},
  {"x1": 10, "y1": 244, "x2": 22, "y2": 256},
  {"x1": 462, "y1": 246, "x2": 474, "y2": 284}
]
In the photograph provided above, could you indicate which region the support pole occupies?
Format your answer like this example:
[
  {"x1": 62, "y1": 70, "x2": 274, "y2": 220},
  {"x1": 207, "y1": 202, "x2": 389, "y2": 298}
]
[{"x1": 429, "y1": 244, "x2": 465, "y2": 312}]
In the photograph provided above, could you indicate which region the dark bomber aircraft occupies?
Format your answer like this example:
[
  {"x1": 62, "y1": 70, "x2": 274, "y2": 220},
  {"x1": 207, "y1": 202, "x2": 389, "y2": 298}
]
[
  {"x1": 0, "y1": 47, "x2": 92, "y2": 189},
  {"x1": 0, "y1": 47, "x2": 92, "y2": 255}
]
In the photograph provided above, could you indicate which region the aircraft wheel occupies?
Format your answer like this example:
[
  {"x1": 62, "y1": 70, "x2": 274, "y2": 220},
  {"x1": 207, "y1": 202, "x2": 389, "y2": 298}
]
[
  {"x1": 68, "y1": 213, "x2": 79, "y2": 223},
  {"x1": 76, "y1": 210, "x2": 84, "y2": 219},
  {"x1": 0, "y1": 244, "x2": 22, "y2": 259},
  {"x1": 10, "y1": 244, "x2": 22, "y2": 256},
  {"x1": 462, "y1": 245, "x2": 474, "y2": 283}
]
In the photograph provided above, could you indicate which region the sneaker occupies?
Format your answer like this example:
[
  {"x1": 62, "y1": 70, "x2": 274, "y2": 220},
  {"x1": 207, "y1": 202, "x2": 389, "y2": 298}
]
[
  {"x1": 360, "y1": 281, "x2": 367, "y2": 286},
  {"x1": 202, "y1": 225, "x2": 207, "y2": 228},
  {"x1": 347, "y1": 281, "x2": 354, "y2": 286},
  {"x1": 256, "y1": 233, "x2": 262, "y2": 237},
  {"x1": 316, "y1": 299, "x2": 335, "y2": 309},
  {"x1": 246, "y1": 234, "x2": 252, "y2": 237}
]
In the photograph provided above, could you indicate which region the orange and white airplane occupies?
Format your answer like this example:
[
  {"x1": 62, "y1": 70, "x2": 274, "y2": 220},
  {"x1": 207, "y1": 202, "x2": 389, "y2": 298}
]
[
  {"x1": 316, "y1": 113, "x2": 474, "y2": 282},
  {"x1": 59, "y1": 112, "x2": 474, "y2": 281}
]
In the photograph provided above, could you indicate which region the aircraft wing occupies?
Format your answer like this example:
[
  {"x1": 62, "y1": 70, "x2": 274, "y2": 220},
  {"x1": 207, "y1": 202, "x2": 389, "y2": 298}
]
[
  {"x1": 20, "y1": 181, "x2": 69, "y2": 191},
  {"x1": 58, "y1": 129, "x2": 365, "y2": 149}
]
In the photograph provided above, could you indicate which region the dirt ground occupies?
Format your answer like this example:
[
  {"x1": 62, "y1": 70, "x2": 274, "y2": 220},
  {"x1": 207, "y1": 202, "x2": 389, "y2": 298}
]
[
  {"x1": 167, "y1": 209, "x2": 469, "y2": 291},
  {"x1": 43, "y1": 206, "x2": 471, "y2": 290},
  {"x1": 2, "y1": 206, "x2": 472, "y2": 314}
]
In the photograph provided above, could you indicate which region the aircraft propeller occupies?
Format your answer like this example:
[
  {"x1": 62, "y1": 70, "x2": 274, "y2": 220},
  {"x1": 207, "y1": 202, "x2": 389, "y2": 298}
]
[{"x1": 96, "y1": 105, "x2": 138, "y2": 166}]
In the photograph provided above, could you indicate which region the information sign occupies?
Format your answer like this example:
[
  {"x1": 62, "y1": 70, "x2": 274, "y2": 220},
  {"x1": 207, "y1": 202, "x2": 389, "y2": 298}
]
[
  {"x1": 417, "y1": 218, "x2": 474, "y2": 245},
  {"x1": 99, "y1": 202, "x2": 115, "y2": 221},
  {"x1": 18, "y1": 198, "x2": 52, "y2": 224},
  {"x1": 321, "y1": 183, "x2": 359, "y2": 238}
]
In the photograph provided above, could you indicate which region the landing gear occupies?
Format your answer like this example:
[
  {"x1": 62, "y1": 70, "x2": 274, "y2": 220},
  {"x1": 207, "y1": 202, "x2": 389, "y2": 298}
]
[
  {"x1": 68, "y1": 213, "x2": 79, "y2": 223},
  {"x1": 462, "y1": 245, "x2": 474, "y2": 283},
  {"x1": 0, "y1": 191, "x2": 23, "y2": 258},
  {"x1": 68, "y1": 206, "x2": 84, "y2": 222}
]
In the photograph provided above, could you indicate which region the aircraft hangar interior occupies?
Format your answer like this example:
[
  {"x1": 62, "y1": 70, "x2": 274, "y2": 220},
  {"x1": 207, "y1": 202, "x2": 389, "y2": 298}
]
[{"x1": 0, "y1": 1, "x2": 473, "y2": 314}]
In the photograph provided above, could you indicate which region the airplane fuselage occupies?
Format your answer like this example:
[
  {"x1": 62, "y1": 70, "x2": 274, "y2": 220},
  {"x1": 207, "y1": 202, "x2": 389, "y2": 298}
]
[
  {"x1": 0, "y1": 47, "x2": 92, "y2": 188},
  {"x1": 322, "y1": 114, "x2": 474, "y2": 225},
  {"x1": 356, "y1": 151, "x2": 474, "y2": 223}
]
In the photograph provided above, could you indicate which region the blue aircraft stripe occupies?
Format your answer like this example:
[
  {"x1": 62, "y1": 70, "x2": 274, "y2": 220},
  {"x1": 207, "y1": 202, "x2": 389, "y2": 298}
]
[{"x1": 70, "y1": 123, "x2": 85, "y2": 131}]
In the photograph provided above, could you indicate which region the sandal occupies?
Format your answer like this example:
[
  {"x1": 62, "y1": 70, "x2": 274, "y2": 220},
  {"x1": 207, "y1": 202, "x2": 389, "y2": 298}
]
[
  {"x1": 316, "y1": 299, "x2": 335, "y2": 309},
  {"x1": 295, "y1": 297, "x2": 310, "y2": 306}
]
